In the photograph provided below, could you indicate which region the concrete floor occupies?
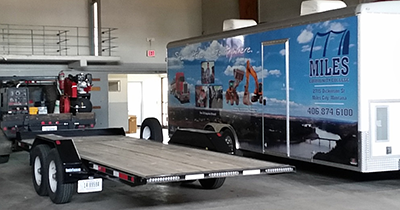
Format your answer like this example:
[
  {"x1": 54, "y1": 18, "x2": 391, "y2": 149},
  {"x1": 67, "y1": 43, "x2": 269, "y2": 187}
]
[{"x1": 2, "y1": 150, "x2": 400, "y2": 210}]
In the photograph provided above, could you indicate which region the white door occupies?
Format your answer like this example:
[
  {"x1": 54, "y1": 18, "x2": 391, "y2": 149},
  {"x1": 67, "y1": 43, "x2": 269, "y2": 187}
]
[{"x1": 127, "y1": 82, "x2": 143, "y2": 125}]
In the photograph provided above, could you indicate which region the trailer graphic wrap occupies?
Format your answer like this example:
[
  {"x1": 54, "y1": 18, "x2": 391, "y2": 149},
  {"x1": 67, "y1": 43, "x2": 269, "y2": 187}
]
[{"x1": 168, "y1": 16, "x2": 358, "y2": 167}]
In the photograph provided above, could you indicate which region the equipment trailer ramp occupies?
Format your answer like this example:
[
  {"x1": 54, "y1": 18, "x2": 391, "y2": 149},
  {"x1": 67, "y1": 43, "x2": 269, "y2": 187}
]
[{"x1": 20, "y1": 128, "x2": 294, "y2": 204}]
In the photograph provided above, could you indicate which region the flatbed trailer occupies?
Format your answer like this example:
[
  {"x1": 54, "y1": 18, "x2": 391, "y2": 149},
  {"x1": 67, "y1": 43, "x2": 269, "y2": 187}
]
[{"x1": 17, "y1": 128, "x2": 294, "y2": 204}]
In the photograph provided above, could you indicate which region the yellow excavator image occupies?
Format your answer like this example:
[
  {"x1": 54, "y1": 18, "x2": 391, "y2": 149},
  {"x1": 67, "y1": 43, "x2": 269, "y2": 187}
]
[{"x1": 225, "y1": 60, "x2": 263, "y2": 105}]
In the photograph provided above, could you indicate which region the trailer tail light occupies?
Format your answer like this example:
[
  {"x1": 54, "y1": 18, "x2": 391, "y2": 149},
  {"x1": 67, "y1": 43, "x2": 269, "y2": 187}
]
[
  {"x1": 217, "y1": 133, "x2": 222, "y2": 137},
  {"x1": 55, "y1": 121, "x2": 59, "y2": 125},
  {"x1": 41, "y1": 121, "x2": 45, "y2": 125},
  {"x1": 55, "y1": 140, "x2": 61, "y2": 145},
  {"x1": 118, "y1": 172, "x2": 128, "y2": 180},
  {"x1": 48, "y1": 121, "x2": 52, "y2": 125},
  {"x1": 90, "y1": 124, "x2": 94, "y2": 128},
  {"x1": 3, "y1": 127, "x2": 7, "y2": 131}
]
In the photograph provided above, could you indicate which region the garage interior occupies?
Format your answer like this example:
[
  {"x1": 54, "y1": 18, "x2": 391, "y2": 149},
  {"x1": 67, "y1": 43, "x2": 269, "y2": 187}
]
[{"x1": 2, "y1": 0, "x2": 400, "y2": 209}]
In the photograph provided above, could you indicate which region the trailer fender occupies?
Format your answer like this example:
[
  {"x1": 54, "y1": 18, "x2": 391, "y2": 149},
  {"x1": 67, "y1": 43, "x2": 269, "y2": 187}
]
[
  {"x1": 204, "y1": 123, "x2": 240, "y2": 152},
  {"x1": 32, "y1": 134, "x2": 85, "y2": 183},
  {"x1": 169, "y1": 128, "x2": 231, "y2": 153},
  {"x1": 140, "y1": 118, "x2": 163, "y2": 142}
]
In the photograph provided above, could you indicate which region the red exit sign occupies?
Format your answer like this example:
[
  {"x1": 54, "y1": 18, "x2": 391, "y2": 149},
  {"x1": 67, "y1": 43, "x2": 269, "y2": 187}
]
[{"x1": 146, "y1": 50, "x2": 155, "y2": 57}]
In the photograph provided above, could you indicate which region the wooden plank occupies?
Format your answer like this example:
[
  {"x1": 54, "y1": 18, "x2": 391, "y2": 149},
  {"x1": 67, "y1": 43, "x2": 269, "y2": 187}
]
[{"x1": 73, "y1": 135, "x2": 285, "y2": 178}]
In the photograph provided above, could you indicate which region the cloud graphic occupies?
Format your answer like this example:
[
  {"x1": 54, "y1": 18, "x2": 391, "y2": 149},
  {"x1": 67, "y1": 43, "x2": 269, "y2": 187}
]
[
  {"x1": 175, "y1": 40, "x2": 226, "y2": 62},
  {"x1": 297, "y1": 29, "x2": 314, "y2": 44},
  {"x1": 279, "y1": 49, "x2": 286, "y2": 56},
  {"x1": 268, "y1": 69, "x2": 281, "y2": 76},
  {"x1": 168, "y1": 57, "x2": 183, "y2": 69},
  {"x1": 329, "y1": 22, "x2": 345, "y2": 32},
  {"x1": 224, "y1": 65, "x2": 246, "y2": 76},
  {"x1": 179, "y1": 43, "x2": 201, "y2": 61},
  {"x1": 301, "y1": 45, "x2": 322, "y2": 52},
  {"x1": 256, "y1": 69, "x2": 269, "y2": 79}
]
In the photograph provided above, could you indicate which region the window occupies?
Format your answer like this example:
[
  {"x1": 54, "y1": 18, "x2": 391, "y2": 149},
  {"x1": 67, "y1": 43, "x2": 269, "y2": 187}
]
[{"x1": 108, "y1": 80, "x2": 120, "y2": 92}]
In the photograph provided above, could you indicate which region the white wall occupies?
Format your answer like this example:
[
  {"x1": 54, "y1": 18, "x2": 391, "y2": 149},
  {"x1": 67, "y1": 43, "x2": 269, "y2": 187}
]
[
  {"x1": 127, "y1": 74, "x2": 165, "y2": 125},
  {"x1": 108, "y1": 74, "x2": 128, "y2": 130},
  {"x1": 0, "y1": 0, "x2": 88, "y2": 26},
  {"x1": 201, "y1": 0, "x2": 239, "y2": 35},
  {"x1": 102, "y1": 0, "x2": 202, "y2": 63}
]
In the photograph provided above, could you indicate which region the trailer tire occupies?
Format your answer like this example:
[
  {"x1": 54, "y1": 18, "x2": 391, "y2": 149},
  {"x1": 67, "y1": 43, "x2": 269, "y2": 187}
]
[
  {"x1": 31, "y1": 144, "x2": 51, "y2": 196},
  {"x1": 221, "y1": 129, "x2": 236, "y2": 154},
  {"x1": 46, "y1": 149, "x2": 75, "y2": 204},
  {"x1": 140, "y1": 118, "x2": 163, "y2": 142},
  {"x1": 0, "y1": 155, "x2": 10, "y2": 163},
  {"x1": 199, "y1": 178, "x2": 225, "y2": 189}
]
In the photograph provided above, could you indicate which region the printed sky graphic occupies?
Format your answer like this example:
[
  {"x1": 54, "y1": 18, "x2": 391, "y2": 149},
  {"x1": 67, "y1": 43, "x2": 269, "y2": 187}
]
[{"x1": 168, "y1": 16, "x2": 358, "y2": 122}]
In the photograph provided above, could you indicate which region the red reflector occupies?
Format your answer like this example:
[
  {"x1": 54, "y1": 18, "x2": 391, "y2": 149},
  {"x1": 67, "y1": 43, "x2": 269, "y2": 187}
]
[
  {"x1": 217, "y1": 133, "x2": 222, "y2": 137},
  {"x1": 55, "y1": 140, "x2": 61, "y2": 145},
  {"x1": 119, "y1": 173, "x2": 128, "y2": 180},
  {"x1": 98, "y1": 166, "x2": 106, "y2": 173},
  {"x1": 131, "y1": 177, "x2": 135, "y2": 182},
  {"x1": 48, "y1": 121, "x2": 52, "y2": 125},
  {"x1": 41, "y1": 121, "x2": 45, "y2": 125},
  {"x1": 90, "y1": 124, "x2": 94, "y2": 128},
  {"x1": 55, "y1": 121, "x2": 59, "y2": 125},
  {"x1": 3, "y1": 127, "x2": 7, "y2": 131}
]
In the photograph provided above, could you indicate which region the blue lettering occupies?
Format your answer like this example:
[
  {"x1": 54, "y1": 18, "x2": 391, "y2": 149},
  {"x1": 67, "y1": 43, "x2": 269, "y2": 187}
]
[
  {"x1": 341, "y1": 56, "x2": 349, "y2": 75},
  {"x1": 332, "y1": 57, "x2": 341, "y2": 75},
  {"x1": 309, "y1": 60, "x2": 319, "y2": 77},
  {"x1": 309, "y1": 57, "x2": 350, "y2": 77}
]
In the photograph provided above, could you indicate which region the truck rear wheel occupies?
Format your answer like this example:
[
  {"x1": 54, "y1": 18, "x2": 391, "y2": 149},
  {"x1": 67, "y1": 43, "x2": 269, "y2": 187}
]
[
  {"x1": 140, "y1": 118, "x2": 163, "y2": 142},
  {"x1": 31, "y1": 144, "x2": 51, "y2": 196},
  {"x1": 46, "y1": 149, "x2": 75, "y2": 204},
  {"x1": 199, "y1": 178, "x2": 225, "y2": 189},
  {"x1": 0, "y1": 155, "x2": 10, "y2": 164}
]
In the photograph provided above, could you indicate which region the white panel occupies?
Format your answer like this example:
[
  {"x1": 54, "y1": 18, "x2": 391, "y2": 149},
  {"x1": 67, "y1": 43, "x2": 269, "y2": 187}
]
[
  {"x1": 370, "y1": 102, "x2": 400, "y2": 157},
  {"x1": 127, "y1": 74, "x2": 163, "y2": 124},
  {"x1": 358, "y1": 13, "x2": 400, "y2": 132},
  {"x1": 358, "y1": 11, "x2": 400, "y2": 172}
]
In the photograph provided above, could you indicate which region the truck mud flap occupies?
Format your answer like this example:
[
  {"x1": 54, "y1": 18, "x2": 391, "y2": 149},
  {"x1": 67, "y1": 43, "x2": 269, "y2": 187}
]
[{"x1": 169, "y1": 128, "x2": 231, "y2": 153}]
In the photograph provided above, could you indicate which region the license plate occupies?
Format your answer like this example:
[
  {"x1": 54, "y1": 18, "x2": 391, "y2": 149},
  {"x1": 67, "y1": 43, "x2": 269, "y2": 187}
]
[
  {"x1": 77, "y1": 178, "x2": 103, "y2": 193},
  {"x1": 42, "y1": 126, "x2": 57, "y2": 131}
]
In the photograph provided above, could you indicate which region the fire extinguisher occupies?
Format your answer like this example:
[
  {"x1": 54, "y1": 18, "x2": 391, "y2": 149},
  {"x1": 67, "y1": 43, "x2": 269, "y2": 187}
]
[{"x1": 58, "y1": 71, "x2": 65, "y2": 91}]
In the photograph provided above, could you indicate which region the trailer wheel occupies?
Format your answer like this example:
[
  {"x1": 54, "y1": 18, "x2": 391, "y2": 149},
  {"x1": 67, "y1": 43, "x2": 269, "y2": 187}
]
[
  {"x1": 221, "y1": 129, "x2": 236, "y2": 154},
  {"x1": 221, "y1": 129, "x2": 243, "y2": 156},
  {"x1": 0, "y1": 155, "x2": 10, "y2": 164},
  {"x1": 199, "y1": 178, "x2": 225, "y2": 189},
  {"x1": 31, "y1": 144, "x2": 51, "y2": 196},
  {"x1": 140, "y1": 118, "x2": 163, "y2": 142},
  {"x1": 46, "y1": 149, "x2": 75, "y2": 204}
]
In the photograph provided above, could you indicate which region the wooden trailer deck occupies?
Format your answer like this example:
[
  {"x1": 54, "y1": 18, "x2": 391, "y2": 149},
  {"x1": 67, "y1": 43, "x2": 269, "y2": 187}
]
[{"x1": 71, "y1": 135, "x2": 293, "y2": 178}]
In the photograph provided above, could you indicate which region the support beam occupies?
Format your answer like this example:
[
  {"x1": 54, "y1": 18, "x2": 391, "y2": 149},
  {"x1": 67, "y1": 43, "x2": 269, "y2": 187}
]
[{"x1": 239, "y1": 0, "x2": 258, "y2": 22}]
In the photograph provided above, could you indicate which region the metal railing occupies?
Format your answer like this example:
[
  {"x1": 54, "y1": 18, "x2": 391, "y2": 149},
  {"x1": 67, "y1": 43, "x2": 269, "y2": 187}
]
[{"x1": 0, "y1": 23, "x2": 118, "y2": 56}]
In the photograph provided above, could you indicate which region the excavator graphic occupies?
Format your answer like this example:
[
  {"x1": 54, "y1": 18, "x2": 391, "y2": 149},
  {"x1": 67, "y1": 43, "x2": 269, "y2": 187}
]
[{"x1": 225, "y1": 60, "x2": 263, "y2": 105}]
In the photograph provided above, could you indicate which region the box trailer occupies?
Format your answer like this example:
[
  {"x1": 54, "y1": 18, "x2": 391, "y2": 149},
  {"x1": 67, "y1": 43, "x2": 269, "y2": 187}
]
[{"x1": 140, "y1": 1, "x2": 400, "y2": 173}]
